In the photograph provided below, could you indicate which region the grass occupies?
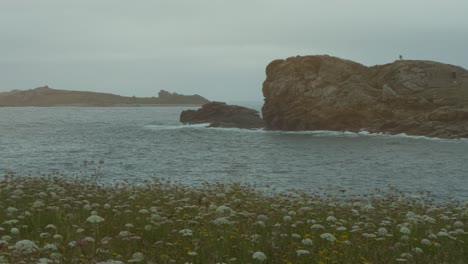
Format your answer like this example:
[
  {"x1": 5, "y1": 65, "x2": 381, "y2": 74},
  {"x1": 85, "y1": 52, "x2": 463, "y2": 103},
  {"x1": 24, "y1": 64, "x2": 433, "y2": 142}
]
[{"x1": 0, "y1": 174, "x2": 466, "y2": 263}]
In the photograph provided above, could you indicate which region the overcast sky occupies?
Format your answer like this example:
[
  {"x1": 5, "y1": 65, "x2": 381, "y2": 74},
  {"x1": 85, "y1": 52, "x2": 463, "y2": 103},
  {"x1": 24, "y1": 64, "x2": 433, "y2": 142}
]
[{"x1": 1, "y1": 0, "x2": 467, "y2": 101}]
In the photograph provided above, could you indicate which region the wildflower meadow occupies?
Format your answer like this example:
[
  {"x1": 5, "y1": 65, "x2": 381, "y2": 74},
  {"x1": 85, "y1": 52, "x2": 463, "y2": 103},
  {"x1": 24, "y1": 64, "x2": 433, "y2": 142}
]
[{"x1": 0, "y1": 174, "x2": 466, "y2": 263}]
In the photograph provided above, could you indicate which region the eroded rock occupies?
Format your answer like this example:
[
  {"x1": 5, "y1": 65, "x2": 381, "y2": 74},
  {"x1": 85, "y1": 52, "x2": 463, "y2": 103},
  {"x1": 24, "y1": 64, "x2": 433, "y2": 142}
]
[
  {"x1": 180, "y1": 102, "x2": 264, "y2": 129},
  {"x1": 262, "y1": 55, "x2": 468, "y2": 138}
]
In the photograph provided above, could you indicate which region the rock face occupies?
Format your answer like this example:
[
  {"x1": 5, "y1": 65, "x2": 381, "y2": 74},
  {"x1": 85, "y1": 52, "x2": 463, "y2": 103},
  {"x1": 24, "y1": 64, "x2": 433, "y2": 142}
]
[
  {"x1": 262, "y1": 55, "x2": 468, "y2": 138},
  {"x1": 180, "y1": 102, "x2": 264, "y2": 129}
]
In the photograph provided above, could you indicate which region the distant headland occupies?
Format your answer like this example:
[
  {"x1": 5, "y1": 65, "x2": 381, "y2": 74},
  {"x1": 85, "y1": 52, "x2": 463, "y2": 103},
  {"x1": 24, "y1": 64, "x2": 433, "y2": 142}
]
[{"x1": 0, "y1": 86, "x2": 210, "y2": 107}]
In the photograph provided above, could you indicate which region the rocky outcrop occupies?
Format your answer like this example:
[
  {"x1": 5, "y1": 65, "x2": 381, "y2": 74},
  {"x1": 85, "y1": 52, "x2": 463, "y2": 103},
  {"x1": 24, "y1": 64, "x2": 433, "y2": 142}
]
[
  {"x1": 262, "y1": 55, "x2": 468, "y2": 138},
  {"x1": 180, "y1": 102, "x2": 264, "y2": 129}
]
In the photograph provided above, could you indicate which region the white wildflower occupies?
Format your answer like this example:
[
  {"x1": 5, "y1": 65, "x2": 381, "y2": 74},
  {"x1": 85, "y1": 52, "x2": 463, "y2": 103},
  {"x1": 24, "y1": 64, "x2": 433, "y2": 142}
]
[
  {"x1": 291, "y1": 233, "x2": 301, "y2": 239},
  {"x1": 296, "y1": 249, "x2": 310, "y2": 256},
  {"x1": 320, "y1": 233, "x2": 337, "y2": 242},
  {"x1": 254, "y1": 221, "x2": 266, "y2": 228},
  {"x1": 119, "y1": 231, "x2": 131, "y2": 237},
  {"x1": 301, "y1": 238, "x2": 313, "y2": 246},
  {"x1": 187, "y1": 251, "x2": 198, "y2": 256},
  {"x1": 37, "y1": 258, "x2": 53, "y2": 263},
  {"x1": 400, "y1": 252, "x2": 413, "y2": 259},
  {"x1": 377, "y1": 227, "x2": 388, "y2": 236},
  {"x1": 362, "y1": 204, "x2": 375, "y2": 211},
  {"x1": 412, "y1": 247, "x2": 423, "y2": 254},
  {"x1": 87, "y1": 215, "x2": 105, "y2": 223},
  {"x1": 257, "y1": 214, "x2": 268, "y2": 221},
  {"x1": 138, "y1": 209, "x2": 149, "y2": 214},
  {"x1": 45, "y1": 224, "x2": 57, "y2": 230},
  {"x1": 68, "y1": 241, "x2": 77, "y2": 247},
  {"x1": 10, "y1": 228, "x2": 19, "y2": 235},
  {"x1": 6, "y1": 207, "x2": 18, "y2": 214},
  {"x1": 32, "y1": 200, "x2": 45, "y2": 208},
  {"x1": 97, "y1": 260, "x2": 124, "y2": 264},
  {"x1": 400, "y1": 235, "x2": 409, "y2": 241},
  {"x1": 128, "y1": 252, "x2": 145, "y2": 263},
  {"x1": 43, "y1": 243, "x2": 58, "y2": 251},
  {"x1": 326, "y1": 216, "x2": 337, "y2": 222},
  {"x1": 422, "y1": 215, "x2": 436, "y2": 224},
  {"x1": 362, "y1": 233, "x2": 377, "y2": 238},
  {"x1": 83, "y1": 237, "x2": 95, "y2": 242},
  {"x1": 179, "y1": 229, "x2": 193, "y2": 237},
  {"x1": 437, "y1": 231, "x2": 449, "y2": 237},
  {"x1": 13, "y1": 240, "x2": 38, "y2": 255},
  {"x1": 421, "y1": 238, "x2": 431, "y2": 245},
  {"x1": 399, "y1": 227, "x2": 411, "y2": 234},
  {"x1": 252, "y1": 251, "x2": 267, "y2": 262},
  {"x1": 213, "y1": 217, "x2": 233, "y2": 226},
  {"x1": 311, "y1": 224, "x2": 325, "y2": 229}
]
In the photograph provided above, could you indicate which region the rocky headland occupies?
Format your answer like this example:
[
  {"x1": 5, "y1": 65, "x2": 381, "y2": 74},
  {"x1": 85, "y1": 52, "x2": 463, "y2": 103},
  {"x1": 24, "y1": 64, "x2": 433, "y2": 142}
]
[
  {"x1": 180, "y1": 102, "x2": 264, "y2": 129},
  {"x1": 262, "y1": 55, "x2": 468, "y2": 138},
  {"x1": 0, "y1": 86, "x2": 209, "y2": 106}
]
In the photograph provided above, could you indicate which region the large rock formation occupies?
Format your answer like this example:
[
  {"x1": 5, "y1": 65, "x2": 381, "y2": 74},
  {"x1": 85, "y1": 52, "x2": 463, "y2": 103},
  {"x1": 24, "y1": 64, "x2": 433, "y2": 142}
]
[
  {"x1": 180, "y1": 102, "x2": 264, "y2": 129},
  {"x1": 262, "y1": 55, "x2": 468, "y2": 138}
]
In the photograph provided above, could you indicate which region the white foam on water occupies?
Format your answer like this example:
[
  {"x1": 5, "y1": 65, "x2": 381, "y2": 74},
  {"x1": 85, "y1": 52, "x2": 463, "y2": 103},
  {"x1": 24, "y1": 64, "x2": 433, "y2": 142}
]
[
  {"x1": 144, "y1": 124, "x2": 468, "y2": 143},
  {"x1": 144, "y1": 123, "x2": 210, "y2": 130}
]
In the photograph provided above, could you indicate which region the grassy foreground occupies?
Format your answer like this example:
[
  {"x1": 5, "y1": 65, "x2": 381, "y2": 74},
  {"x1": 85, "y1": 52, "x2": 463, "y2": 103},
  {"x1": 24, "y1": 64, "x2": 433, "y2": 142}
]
[{"x1": 0, "y1": 175, "x2": 466, "y2": 264}]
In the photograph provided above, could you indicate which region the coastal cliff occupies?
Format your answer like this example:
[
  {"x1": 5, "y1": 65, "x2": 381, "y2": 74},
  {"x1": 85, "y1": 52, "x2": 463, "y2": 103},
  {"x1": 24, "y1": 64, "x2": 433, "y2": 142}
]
[
  {"x1": 0, "y1": 86, "x2": 209, "y2": 106},
  {"x1": 262, "y1": 55, "x2": 468, "y2": 138}
]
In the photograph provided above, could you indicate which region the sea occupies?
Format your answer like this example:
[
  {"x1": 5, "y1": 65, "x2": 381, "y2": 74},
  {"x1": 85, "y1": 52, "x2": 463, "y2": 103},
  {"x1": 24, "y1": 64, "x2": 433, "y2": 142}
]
[{"x1": 1, "y1": 102, "x2": 468, "y2": 201}]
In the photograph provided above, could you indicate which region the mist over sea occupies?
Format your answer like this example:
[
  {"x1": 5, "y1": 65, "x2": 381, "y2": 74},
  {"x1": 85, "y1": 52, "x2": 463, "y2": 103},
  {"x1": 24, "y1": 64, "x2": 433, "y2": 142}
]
[{"x1": 1, "y1": 102, "x2": 467, "y2": 200}]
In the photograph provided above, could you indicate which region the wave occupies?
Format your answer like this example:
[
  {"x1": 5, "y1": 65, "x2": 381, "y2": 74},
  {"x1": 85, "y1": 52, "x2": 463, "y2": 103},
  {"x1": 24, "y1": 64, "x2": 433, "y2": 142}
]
[
  {"x1": 144, "y1": 124, "x2": 468, "y2": 142},
  {"x1": 272, "y1": 130, "x2": 468, "y2": 142},
  {"x1": 144, "y1": 123, "x2": 211, "y2": 130}
]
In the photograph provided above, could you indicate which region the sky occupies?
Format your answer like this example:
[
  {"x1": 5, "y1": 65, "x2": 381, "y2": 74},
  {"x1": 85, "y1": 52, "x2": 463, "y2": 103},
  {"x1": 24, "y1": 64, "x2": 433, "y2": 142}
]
[{"x1": 1, "y1": 0, "x2": 467, "y2": 101}]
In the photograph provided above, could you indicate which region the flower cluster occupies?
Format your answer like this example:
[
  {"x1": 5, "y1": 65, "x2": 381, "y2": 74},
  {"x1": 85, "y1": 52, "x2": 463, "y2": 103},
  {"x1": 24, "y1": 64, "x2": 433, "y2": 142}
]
[{"x1": 0, "y1": 175, "x2": 466, "y2": 263}]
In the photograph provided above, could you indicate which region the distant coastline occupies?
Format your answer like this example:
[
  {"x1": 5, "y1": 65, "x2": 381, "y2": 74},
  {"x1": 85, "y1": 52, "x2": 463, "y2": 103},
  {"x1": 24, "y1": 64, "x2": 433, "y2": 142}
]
[{"x1": 0, "y1": 86, "x2": 210, "y2": 107}]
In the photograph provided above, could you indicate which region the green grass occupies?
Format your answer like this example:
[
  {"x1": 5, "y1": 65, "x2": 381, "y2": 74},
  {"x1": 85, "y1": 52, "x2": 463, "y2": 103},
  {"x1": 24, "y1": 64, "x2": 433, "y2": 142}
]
[{"x1": 0, "y1": 175, "x2": 466, "y2": 263}]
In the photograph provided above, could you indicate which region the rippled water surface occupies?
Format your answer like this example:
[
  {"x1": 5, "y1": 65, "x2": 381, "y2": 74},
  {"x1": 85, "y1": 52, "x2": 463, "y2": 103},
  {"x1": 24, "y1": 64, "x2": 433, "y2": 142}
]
[{"x1": 1, "y1": 104, "x2": 468, "y2": 200}]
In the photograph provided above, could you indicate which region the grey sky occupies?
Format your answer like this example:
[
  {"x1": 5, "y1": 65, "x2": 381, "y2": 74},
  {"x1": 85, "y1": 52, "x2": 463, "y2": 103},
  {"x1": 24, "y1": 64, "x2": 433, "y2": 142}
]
[{"x1": 1, "y1": 0, "x2": 467, "y2": 101}]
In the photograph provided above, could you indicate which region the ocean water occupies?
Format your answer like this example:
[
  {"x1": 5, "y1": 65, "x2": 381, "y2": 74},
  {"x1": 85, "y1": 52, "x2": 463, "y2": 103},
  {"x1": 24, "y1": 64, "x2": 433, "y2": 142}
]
[{"x1": 1, "y1": 103, "x2": 468, "y2": 200}]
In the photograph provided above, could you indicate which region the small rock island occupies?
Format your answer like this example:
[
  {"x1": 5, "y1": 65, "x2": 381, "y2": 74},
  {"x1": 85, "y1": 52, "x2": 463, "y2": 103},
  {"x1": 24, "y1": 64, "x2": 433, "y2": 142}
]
[
  {"x1": 262, "y1": 55, "x2": 468, "y2": 138},
  {"x1": 180, "y1": 102, "x2": 264, "y2": 129},
  {"x1": 0, "y1": 86, "x2": 209, "y2": 106}
]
